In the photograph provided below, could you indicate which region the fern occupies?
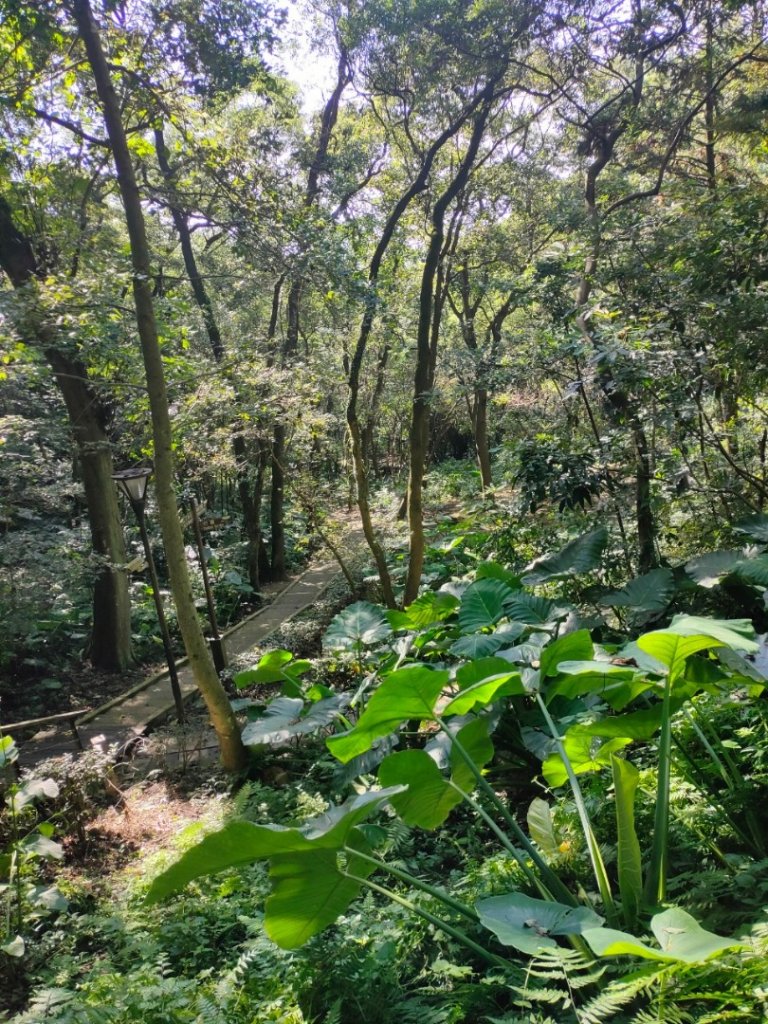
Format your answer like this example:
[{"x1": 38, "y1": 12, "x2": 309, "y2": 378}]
[
  {"x1": 579, "y1": 966, "x2": 666, "y2": 1024},
  {"x1": 631, "y1": 1006, "x2": 692, "y2": 1024},
  {"x1": 195, "y1": 992, "x2": 227, "y2": 1024},
  {"x1": 509, "y1": 946, "x2": 602, "y2": 1021},
  {"x1": 399, "y1": 996, "x2": 464, "y2": 1024},
  {"x1": 324, "y1": 998, "x2": 343, "y2": 1024},
  {"x1": 385, "y1": 816, "x2": 414, "y2": 855}
]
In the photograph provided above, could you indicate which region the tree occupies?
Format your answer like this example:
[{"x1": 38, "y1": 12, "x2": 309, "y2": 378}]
[{"x1": 70, "y1": 0, "x2": 247, "y2": 771}]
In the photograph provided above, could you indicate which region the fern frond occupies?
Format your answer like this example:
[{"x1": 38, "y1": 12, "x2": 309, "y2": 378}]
[
  {"x1": 512, "y1": 985, "x2": 573, "y2": 1006},
  {"x1": 568, "y1": 967, "x2": 606, "y2": 989},
  {"x1": 385, "y1": 817, "x2": 413, "y2": 854},
  {"x1": 324, "y1": 998, "x2": 343, "y2": 1024},
  {"x1": 195, "y1": 992, "x2": 226, "y2": 1024},
  {"x1": 631, "y1": 1005, "x2": 692, "y2": 1024},
  {"x1": 579, "y1": 966, "x2": 667, "y2": 1024}
]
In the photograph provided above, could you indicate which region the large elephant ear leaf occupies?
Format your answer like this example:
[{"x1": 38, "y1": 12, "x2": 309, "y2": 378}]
[
  {"x1": 327, "y1": 665, "x2": 450, "y2": 764},
  {"x1": 733, "y1": 513, "x2": 768, "y2": 543},
  {"x1": 458, "y1": 579, "x2": 517, "y2": 632},
  {"x1": 234, "y1": 650, "x2": 312, "y2": 696},
  {"x1": 323, "y1": 601, "x2": 392, "y2": 652},
  {"x1": 242, "y1": 694, "x2": 350, "y2": 749},
  {"x1": 599, "y1": 568, "x2": 676, "y2": 612},
  {"x1": 265, "y1": 829, "x2": 375, "y2": 948},
  {"x1": 378, "y1": 718, "x2": 494, "y2": 829},
  {"x1": 145, "y1": 787, "x2": 404, "y2": 951},
  {"x1": 378, "y1": 750, "x2": 464, "y2": 829},
  {"x1": 522, "y1": 527, "x2": 608, "y2": 585},
  {"x1": 476, "y1": 892, "x2": 602, "y2": 955},
  {"x1": 584, "y1": 907, "x2": 747, "y2": 964},
  {"x1": 685, "y1": 551, "x2": 742, "y2": 588}
]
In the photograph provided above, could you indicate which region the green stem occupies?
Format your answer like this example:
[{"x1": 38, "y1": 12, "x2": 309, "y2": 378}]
[
  {"x1": 345, "y1": 845, "x2": 478, "y2": 923},
  {"x1": 682, "y1": 708, "x2": 732, "y2": 788},
  {"x1": 645, "y1": 670, "x2": 673, "y2": 907},
  {"x1": 445, "y1": 725, "x2": 576, "y2": 906},
  {"x1": 346, "y1": 871, "x2": 518, "y2": 973},
  {"x1": 671, "y1": 735, "x2": 763, "y2": 856},
  {"x1": 535, "y1": 694, "x2": 617, "y2": 923},
  {"x1": 685, "y1": 706, "x2": 764, "y2": 853}
]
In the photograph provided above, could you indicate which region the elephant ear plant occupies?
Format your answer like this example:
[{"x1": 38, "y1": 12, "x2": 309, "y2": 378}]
[
  {"x1": 1, "y1": 735, "x2": 67, "y2": 962},
  {"x1": 146, "y1": 571, "x2": 759, "y2": 990}
]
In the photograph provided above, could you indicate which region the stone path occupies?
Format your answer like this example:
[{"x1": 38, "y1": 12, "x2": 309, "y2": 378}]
[{"x1": 15, "y1": 540, "x2": 358, "y2": 768}]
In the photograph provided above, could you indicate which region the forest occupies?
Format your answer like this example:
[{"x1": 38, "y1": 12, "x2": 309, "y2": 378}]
[{"x1": 2, "y1": 0, "x2": 768, "y2": 1020}]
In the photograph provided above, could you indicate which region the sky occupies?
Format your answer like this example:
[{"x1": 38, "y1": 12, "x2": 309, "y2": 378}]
[{"x1": 274, "y1": 0, "x2": 337, "y2": 114}]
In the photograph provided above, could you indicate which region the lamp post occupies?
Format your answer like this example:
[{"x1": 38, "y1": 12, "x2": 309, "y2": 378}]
[{"x1": 112, "y1": 467, "x2": 185, "y2": 723}]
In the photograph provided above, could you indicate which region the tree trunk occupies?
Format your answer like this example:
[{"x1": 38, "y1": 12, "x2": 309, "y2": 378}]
[
  {"x1": 153, "y1": 126, "x2": 224, "y2": 360},
  {"x1": 46, "y1": 349, "x2": 134, "y2": 669},
  {"x1": 346, "y1": 91, "x2": 490, "y2": 606},
  {"x1": 474, "y1": 387, "x2": 493, "y2": 490},
  {"x1": 233, "y1": 433, "x2": 267, "y2": 590},
  {"x1": 361, "y1": 345, "x2": 390, "y2": 477},
  {"x1": 633, "y1": 422, "x2": 656, "y2": 574},
  {"x1": 404, "y1": 94, "x2": 495, "y2": 605},
  {"x1": 270, "y1": 422, "x2": 287, "y2": 580},
  {"x1": 73, "y1": 0, "x2": 247, "y2": 771},
  {"x1": 154, "y1": 126, "x2": 271, "y2": 590},
  {"x1": 0, "y1": 200, "x2": 133, "y2": 671}
]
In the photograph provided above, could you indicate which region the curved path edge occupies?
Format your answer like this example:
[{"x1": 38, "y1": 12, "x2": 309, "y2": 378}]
[{"x1": 17, "y1": 544, "x2": 357, "y2": 767}]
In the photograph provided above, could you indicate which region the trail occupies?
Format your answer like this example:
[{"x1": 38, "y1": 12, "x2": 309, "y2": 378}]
[{"x1": 16, "y1": 524, "x2": 363, "y2": 768}]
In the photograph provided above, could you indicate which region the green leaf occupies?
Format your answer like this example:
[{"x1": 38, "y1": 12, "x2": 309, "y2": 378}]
[
  {"x1": 599, "y1": 568, "x2": 676, "y2": 611},
  {"x1": 545, "y1": 661, "x2": 646, "y2": 709},
  {"x1": 666, "y1": 615, "x2": 757, "y2": 651},
  {"x1": 21, "y1": 834, "x2": 63, "y2": 860},
  {"x1": 0, "y1": 735, "x2": 19, "y2": 768},
  {"x1": 539, "y1": 629, "x2": 594, "y2": 678},
  {"x1": 636, "y1": 632, "x2": 724, "y2": 682},
  {"x1": 498, "y1": 631, "x2": 550, "y2": 664},
  {"x1": 582, "y1": 927, "x2": 671, "y2": 961},
  {"x1": 1, "y1": 935, "x2": 24, "y2": 957},
  {"x1": 476, "y1": 892, "x2": 603, "y2": 955},
  {"x1": 458, "y1": 579, "x2": 516, "y2": 632},
  {"x1": 323, "y1": 601, "x2": 392, "y2": 651},
  {"x1": 449, "y1": 717, "x2": 494, "y2": 793},
  {"x1": 443, "y1": 674, "x2": 525, "y2": 715},
  {"x1": 584, "y1": 907, "x2": 747, "y2": 963},
  {"x1": 685, "y1": 550, "x2": 743, "y2": 588},
  {"x1": 449, "y1": 633, "x2": 505, "y2": 659},
  {"x1": 502, "y1": 594, "x2": 565, "y2": 626},
  {"x1": 242, "y1": 695, "x2": 349, "y2": 748},
  {"x1": 327, "y1": 666, "x2": 449, "y2": 763},
  {"x1": 29, "y1": 885, "x2": 68, "y2": 912},
  {"x1": 379, "y1": 750, "x2": 464, "y2": 828},
  {"x1": 476, "y1": 561, "x2": 522, "y2": 588},
  {"x1": 527, "y1": 797, "x2": 559, "y2": 857},
  {"x1": 265, "y1": 829, "x2": 375, "y2": 947},
  {"x1": 522, "y1": 527, "x2": 608, "y2": 585},
  {"x1": 611, "y1": 756, "x2": 642, "y2": 929},
  {"x1": 578, "y1": 705, "x2": 669, "y2": 741},
  {"x1": 686, "y1": 550, "x2": 768, "y2": 590},
  {"x1": 443, "y1": 658, "x2": 525, "y2": 715},
  {"x1": 733, "y1": 555, "x2": 768, "y2": 588},
  {"x1": 234, "y1": 650, "x2": 312, "y2": 696},
  {"x1": 542, "y1": 728, "x2": 631, "y2": 787},
  {"x1": 145, "y1": 787, "x2": 404, "y2": 933},
  {"x1": 649, "y1": 907, "x2": 747, "y2": 962},
  {"x1": 450, "y1": 622, "x2": 524, "y2": 659},
  {"x1": 11, "y1": 777, "x2": 59, "y2": 811},
  {"x1": 733, "y1": 514, "x2": 768, "y2": 542},
  {"x1": 395, "y1": 592, "x2": 460, "y2": 629}
]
